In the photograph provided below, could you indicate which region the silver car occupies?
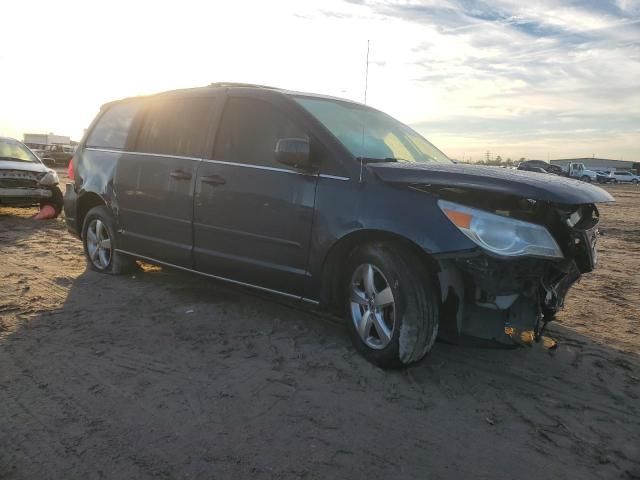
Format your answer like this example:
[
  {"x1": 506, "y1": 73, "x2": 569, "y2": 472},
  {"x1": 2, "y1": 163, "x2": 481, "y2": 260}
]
[
  {"x1": 608, "y1": 170, "x2": 639, "y2": 184},
  {"x1": 0, "y1": 137, "x2": 63, "y2": 212}
]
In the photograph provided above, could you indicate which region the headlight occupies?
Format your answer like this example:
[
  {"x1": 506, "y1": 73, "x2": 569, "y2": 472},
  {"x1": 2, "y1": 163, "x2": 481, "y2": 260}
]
[
  {"x1": 39, "y1": 170, "x2": 59, "y2": 186},
  {"x1": 438, "y1": 200, "x2": 563, "y2": 259}
]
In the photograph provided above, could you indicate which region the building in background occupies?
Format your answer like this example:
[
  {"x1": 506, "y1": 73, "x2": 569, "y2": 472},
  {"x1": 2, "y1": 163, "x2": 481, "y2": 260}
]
[
  {"x1": 550, "y1": 158, "x2": 635, "y2": 172},
  {"x1": 23, "y1": 133, "x2": 71, "y2": 149}
]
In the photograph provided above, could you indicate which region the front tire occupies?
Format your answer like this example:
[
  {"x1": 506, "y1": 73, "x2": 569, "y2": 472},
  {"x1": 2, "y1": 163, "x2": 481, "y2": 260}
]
[
  {"x1": 82, "y1": 205, "x2": 134, "y2": 275},
  {"x1": 580, "y1": 175, "x2": 590, "y2": 182},
  {"x1": 345, "y1": 243, "x2": 439, "y2": 369}
]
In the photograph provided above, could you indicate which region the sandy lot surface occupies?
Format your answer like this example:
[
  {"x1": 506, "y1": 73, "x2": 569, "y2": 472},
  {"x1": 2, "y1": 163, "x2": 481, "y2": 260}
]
[{"x1": 1, "y1": 173, "x2": 639, "y2": 479}]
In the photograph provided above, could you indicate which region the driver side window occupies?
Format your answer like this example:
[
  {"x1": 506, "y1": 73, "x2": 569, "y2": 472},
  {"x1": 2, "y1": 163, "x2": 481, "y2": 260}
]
[{"x1": 214, "y1": 97, "x2": 307, "y2": 168}]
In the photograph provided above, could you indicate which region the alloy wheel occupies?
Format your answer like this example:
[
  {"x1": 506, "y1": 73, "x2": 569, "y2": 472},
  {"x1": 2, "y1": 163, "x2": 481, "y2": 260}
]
[
  {"x1": 349, "y1": 263, "x2": 396, "y2": 349},
  {"x1": 86, "y1": 219, "x2": 112, "y2": 270}
]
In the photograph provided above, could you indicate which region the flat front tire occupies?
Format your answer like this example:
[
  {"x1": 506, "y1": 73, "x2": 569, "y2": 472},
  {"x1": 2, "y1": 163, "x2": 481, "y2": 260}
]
[
  {"x1": 345, "y1": 243, "x2": 439, "y2": 369},
  {"x1": 82, "y1": 205, "x2": 134, "y2": 275}
]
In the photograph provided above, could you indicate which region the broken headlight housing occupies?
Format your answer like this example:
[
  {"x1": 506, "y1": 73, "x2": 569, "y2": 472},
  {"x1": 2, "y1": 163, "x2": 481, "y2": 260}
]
[
  {"x1": 39, "y1": 170, "x2": 59, "y2": 186},
  {"x1": 438, "y1": 200, "x2": 563, "y2": 259}
]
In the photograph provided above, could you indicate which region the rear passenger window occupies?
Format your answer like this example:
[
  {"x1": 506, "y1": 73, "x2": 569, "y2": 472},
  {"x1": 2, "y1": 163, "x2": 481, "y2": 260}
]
[
  {"x1": 86, "y1": 101, "x2": 139, "y2": 150},
  {"x1": 135, "y1": 96, "x2": 213, "y2": 158},
  {"x1": 214, "y1": 97, "x2": 307, "y2": 167}
]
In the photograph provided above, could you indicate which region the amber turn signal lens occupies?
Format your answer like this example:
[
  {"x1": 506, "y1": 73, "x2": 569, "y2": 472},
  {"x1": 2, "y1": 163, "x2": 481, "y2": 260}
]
[{"x1": 443, "y1": 209, "x2": 472, "y2": 229}]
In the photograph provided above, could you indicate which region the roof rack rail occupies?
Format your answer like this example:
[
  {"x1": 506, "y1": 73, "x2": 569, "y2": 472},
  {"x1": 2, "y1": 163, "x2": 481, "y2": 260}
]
[{"x1": 209, "y1": 82, "x2": 276, "y2": 89}]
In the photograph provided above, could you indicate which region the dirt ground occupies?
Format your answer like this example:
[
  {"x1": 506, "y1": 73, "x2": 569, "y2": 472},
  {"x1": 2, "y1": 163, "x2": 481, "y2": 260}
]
[{"x1": 1, "y1": 172, "x2": 639, "y2": 480}]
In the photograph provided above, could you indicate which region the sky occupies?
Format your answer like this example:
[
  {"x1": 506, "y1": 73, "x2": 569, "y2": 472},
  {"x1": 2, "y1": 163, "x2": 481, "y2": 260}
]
[{"x1": 1, "y1": 0, "x2": 638, "y2": 162}]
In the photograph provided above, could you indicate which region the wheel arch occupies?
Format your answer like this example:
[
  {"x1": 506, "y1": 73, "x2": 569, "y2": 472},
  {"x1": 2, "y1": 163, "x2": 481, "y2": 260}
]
[
  {"x1": 319, "y1": 229, "x2": 441, "y2": 313},
  {"x1": 77, "y1": 191, "x2": 108, "y2": 237}
]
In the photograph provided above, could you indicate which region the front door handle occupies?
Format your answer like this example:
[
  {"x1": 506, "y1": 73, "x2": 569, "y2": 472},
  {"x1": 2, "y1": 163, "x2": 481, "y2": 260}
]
[
  {"x1": 170, "y1": 170, "x2": 192, "y2": 180},
  {"x1": 200, "y1": 174, "x2": 226, "y2": 186}
]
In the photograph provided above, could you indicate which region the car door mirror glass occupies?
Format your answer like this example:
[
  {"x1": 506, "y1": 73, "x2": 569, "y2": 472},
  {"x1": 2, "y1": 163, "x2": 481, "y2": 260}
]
[{"x1": 275, "y1": 138, "x2": 312, "y2": 170}]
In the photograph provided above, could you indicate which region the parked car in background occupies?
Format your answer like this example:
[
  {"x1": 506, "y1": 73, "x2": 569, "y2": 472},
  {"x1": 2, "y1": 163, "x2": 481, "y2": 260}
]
[
  {"x1": 64, "y1": 83, "x2": 614, "y2": 368},
  {"x1": 608, "y1": 170, "x2": 639, "y2": 184},
  {"x1": 562, "y1": 162, "x2": 599, "y2": 182},
  {"x1": 0, "y1": 137, "x2": 63, "y2": 212},
  {"x1": 39, "y1": 144, "x2": 75, "y2": 167},
  {"x1": 595, "y1": 171, "x2": 614, "y2": 184},
  {"x1": 518, "y1": 166, "x2": 547, "y2": 174},
  {"x1": 517, "y1": 160, "x2": 562, "y2": 175}
]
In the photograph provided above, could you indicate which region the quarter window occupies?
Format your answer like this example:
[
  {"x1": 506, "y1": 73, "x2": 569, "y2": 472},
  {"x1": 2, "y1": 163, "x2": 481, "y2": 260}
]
[
  {"x1": 86, "y1": 101, "x2": 140, "y2": 150},
  {"x1": 214, "y1": 97, "x2": 307, "y2": 167},
  {"x1": 136, "y1": 96, "x2": 214, "y2": 158}
]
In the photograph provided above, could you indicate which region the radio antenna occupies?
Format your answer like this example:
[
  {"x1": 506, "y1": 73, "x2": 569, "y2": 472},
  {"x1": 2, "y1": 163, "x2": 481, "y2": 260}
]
[
  {"x1": 364, "y1": 40, "x2": 370, "y2": 105},
  {"x1": 359, "y1": 40, "x2": 370, "y2": 183}
]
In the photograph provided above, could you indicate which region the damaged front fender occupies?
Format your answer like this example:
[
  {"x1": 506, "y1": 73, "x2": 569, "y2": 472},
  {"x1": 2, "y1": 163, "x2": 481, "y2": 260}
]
[{"x1": 429, "y1": 189, "x2": 603, "y2": 347}]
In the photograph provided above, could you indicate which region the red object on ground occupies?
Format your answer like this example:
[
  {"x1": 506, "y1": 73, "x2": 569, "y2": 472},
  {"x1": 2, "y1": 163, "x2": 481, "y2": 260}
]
[
  {"x1": 32, "y1": 204, "x2": 58, "y2": 220},
  {"x1": 68, "y1": 158, "x2": 75, "y2": 180}
]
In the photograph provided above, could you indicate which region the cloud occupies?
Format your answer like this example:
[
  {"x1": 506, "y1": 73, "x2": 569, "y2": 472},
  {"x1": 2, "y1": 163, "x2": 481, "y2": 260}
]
[
  {"x1": 0, "y1": 0, "x2": 636, "y2": 161},
  {"x1": 332, "y1": 0, "x2": 640, "y2": 160}
]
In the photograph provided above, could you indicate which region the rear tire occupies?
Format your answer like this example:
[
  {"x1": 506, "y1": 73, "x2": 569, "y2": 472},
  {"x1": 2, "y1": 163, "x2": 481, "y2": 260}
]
[
  {"x1": 580, "y1": 175, "x2": 590, "y2": 182},
  {"x1": 344, "y1": 242, "x2": 439, "y2": 369},
  {"x1": 633, "y1": 179, "x2": 638, "y2": 184},
  {"x1": 82, "y1": 205, "x2": 135, "y2": 275}
]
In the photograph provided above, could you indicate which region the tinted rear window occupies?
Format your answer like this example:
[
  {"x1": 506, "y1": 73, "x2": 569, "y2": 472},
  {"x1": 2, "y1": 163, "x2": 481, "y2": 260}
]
[
  {"x1": 135, "y1": 96, "x2": 214, "y2": 158},
  {"x1": 86, "y1": 102, "x2": 140, "y2": 150}
]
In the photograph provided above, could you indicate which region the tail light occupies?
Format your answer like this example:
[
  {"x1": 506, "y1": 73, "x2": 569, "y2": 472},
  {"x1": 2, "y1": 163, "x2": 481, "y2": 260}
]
[{"x1": 68, "y1": 157, "x2": 75, "y2": 180}]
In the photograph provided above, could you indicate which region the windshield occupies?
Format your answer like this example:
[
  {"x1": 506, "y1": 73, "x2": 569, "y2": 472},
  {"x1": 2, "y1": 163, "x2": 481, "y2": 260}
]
[
  {"x1": 294, "y1": 96, "x2": 450, "y2": 164},
  {"x1": 0, "y1": 138, "x2": 40, "y2": 163}
]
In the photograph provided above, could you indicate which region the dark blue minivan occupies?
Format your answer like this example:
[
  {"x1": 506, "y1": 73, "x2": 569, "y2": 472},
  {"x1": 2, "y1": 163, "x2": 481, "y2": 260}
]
[{"x1": 64, "y1": 83, "x2": 613, "y2": 368}]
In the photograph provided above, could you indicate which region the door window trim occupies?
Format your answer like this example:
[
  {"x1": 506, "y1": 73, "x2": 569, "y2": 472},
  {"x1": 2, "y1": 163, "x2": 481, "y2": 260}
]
[{"x1": 84, "y1": 147, "x2": 350, "y2": 181}]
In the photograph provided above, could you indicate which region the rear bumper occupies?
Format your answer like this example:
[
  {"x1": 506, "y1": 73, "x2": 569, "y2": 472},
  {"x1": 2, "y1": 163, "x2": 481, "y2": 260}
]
[{"x1": 63, "y1": 183, "x2": 80, "y2": 237}]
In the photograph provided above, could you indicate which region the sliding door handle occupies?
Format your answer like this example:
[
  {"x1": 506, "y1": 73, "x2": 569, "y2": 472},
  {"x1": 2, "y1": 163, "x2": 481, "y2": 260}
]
[
  {"x1": 200, "y1": 174, "x2": 226, "y2": 186},
  {"x1": 170, "y1": 170, "x2": 192, "y2": 180}
]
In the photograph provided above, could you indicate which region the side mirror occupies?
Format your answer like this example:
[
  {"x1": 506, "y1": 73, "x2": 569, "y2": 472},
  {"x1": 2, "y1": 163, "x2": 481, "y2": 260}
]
[{"x1": 275, "y1": 138, "x2": 312, "y2": 170}]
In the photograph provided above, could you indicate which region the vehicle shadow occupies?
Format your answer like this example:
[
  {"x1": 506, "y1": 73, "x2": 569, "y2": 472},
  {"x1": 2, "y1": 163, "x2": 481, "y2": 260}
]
[{"x1": 1, "y1": 262, "x2": 639, "y2": 480}]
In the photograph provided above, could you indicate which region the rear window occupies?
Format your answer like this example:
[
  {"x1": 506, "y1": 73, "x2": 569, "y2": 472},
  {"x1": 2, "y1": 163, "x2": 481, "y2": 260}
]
[
  {"x1": 135, "y1": 96, "x2": 214, "y2": 158},
  {"x1": 86, "y1": 101, "x2": 140, "y2": 150}
]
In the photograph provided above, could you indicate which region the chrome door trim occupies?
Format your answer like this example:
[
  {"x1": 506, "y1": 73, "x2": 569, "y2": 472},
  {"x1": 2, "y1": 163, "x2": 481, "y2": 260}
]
[
  {"x1": 85, "y1": 147, "x2": 201, "y2": 162},
  {"x1": 200, "y1": 158, "x2": 310, "y2": 176},
  {"x1": 319, "y1": 174, "x2": 350, "y2": 181},
  {"x1": 84, "y1": 147, "x2": 350, "y2": 180},
  {"x1": 114, "y1": 249, "x2": 320, "y2": 304}
]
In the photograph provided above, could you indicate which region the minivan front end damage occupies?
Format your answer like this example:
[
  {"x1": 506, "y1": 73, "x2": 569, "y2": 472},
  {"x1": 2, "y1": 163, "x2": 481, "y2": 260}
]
[{"x1": 433, "y1": 194, "x2": 603, "y2": 346}]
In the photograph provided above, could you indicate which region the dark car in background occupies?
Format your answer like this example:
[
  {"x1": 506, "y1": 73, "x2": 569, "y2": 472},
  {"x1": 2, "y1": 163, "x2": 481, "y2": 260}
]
[
  {"x1": 64, "y1": 83, "x2": 614, "y2": 368},
  {"x1": 39, "y1": 144, "x2": 75, "y2": 167},
  {"x1": 596, "y1": 171, "x2": 614, "y2": 184},
  {"x1": 0, "y1": 137, "x2": 63, "y2": 212},
  {"x1": 517, "y1": 159, "x2": 563, "y2": 175}
]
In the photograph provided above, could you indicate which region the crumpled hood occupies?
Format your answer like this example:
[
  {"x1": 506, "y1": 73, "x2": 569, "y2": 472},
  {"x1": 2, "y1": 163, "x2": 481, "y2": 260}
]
[
  {"x1": 368, "y1": 162, "x2": 614, "y2": 205},
  {"x1": 0, "y1": 160, "x2": 49, "y2": 174}
]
